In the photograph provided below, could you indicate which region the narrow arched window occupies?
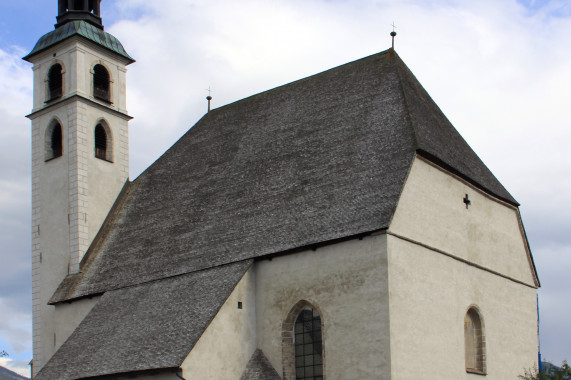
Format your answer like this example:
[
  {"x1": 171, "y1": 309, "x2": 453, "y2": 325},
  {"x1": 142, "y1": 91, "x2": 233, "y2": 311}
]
[
  {"x1": 48, "y1": 64, "x2": 63, "y2": 101},
  {"x1": 294, "y1": 308, "x2": 323, "y2": 380},
  {"x1": 45, "y1": 122, "x2": 63, "y2": 161},
  {"x1": 465, "y1": 307, "x2": 486, "y2": 374},
  {"x1": 94, "y1": 124, "x2": 108, "y2": 160},
  {"x1": 93, "y1": 64, "x2": 110, "y2": 102}
]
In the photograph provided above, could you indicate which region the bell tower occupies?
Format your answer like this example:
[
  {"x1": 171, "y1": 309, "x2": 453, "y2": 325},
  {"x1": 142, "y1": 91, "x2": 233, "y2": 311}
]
[{"x1": 24, "y1": 1, "x2": 134, "y2": 375}]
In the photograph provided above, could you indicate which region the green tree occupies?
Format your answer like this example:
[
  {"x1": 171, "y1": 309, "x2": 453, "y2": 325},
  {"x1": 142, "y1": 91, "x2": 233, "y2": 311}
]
[{"x1": 520, "y1": 361, "x2": 571, "y2": 380}]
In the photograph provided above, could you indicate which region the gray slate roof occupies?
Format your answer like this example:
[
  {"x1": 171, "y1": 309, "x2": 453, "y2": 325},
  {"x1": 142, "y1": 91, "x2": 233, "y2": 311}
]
[
  {"x1": 51, "y1": 49, "x2": 516, "y2": 305},
  {"x1": 35, "y1": 260, "x2": 252, "y2": 380},
  {"x1": 39, "y1": 49, "x2": 519, "y2": 379},
  {"x1": 240, "y1": 349, "x2": 282, "y2": 380},
  {"x1": 23, "y1": 21, "x2": 134, "y2": 63}
]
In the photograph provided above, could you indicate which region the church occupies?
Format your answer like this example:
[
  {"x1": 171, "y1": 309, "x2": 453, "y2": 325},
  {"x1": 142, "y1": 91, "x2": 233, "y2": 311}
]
[{"x1": 24, "y1": 1, "x2": 540, "y2": 379}]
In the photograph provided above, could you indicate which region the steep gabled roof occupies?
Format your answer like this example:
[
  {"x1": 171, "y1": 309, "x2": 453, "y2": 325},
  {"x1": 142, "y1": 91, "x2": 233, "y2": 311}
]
[
  {"x1": 35, "y1": 261, "x2": 252, "y2": 380},
  {"x1": 51, "y1": 49, "x2": 516, "y2": 305},
  {"x1": 240, "y1": 349, "x2": 282, "y2": 380}
]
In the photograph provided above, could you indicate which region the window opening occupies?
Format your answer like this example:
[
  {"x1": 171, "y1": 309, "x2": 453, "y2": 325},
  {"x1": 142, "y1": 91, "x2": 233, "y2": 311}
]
[
  {"x1": 48, "y1": 64, "x2": 63, "y2": 101},
  {"x1": 94, "y1": 124, "x2": 107, "y2": 160},
  {"x1": 73, "y1": 0, "x2": 86, "y2": 11},
  {"x1": 93, "y1": 64, "x2": 110, "y2": 102},
  {"x1": 294, "y1": 308, "x2": 323, "y2": 380},
  {"x1": 465, "y1": 308, "x2": 485, "y2": 373},
  {"x1": 45, "y1": 123, "x2": 63, "y2": 161}
]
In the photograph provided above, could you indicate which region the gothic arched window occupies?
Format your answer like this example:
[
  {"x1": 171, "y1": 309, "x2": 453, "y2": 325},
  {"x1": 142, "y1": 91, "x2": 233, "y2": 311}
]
[
  {"x1": 94, "y1": 123, "x2": 110, "y2": 161},
  {"x1": 294, "y1": 307, "x2": 324, "y2": 379},
  {"x1": 47, "y1": 64, "x2": 63, "y2": 101},
  {"x1": 465, "y1": 307, "x2": 486, "y2": 374},
  {"x1": 93, "y1": 64, "x2": 110, "y2": 102},
  {"x1": 45, "y1": 122, "x2": 63, "y2": 161}
]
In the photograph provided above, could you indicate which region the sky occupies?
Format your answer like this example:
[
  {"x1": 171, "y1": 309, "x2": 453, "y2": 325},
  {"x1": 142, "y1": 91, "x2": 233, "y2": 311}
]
[{"x1": 0, "y1": 0, "x2": 570, "y2": 377}]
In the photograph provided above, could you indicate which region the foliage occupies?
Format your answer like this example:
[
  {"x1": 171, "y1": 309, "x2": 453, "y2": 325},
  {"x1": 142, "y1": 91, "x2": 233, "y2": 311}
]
[{"x1": 520, "y1": 361, "x2": 571, "y2": 380}]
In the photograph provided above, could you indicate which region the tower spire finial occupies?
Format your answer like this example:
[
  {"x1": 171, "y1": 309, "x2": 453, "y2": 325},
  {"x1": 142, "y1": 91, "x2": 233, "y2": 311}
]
[
  {"x1": 206, "y1": 87, "x2": 213, "y2": 113},
  {"x1": 390, "y1": 22, "x2": 397, "y2": 49}
]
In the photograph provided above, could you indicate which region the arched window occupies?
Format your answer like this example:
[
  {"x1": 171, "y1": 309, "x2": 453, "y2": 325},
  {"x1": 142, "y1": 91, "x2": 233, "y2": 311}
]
[
  {"x1": 45, "y1": 122, "x2": 63, "y2": 161},
  {"x1": 93, "y1": 64, "x2": 110, "y2": 102},
  {"x1": 295, "y1": 308, "x2": 324, "y2": 379},
  {"x1": 283, "y1": 300, "x2": 324, "y2": 380},
  {"x1": 465, "y1": 307, "x2": 486, "y2": 374},
  {"x1": 47, "y1": 64, "x2": 63, "y2": 101},
  {"x1": 94, "y1": 124, "x2": 109, "y2": 160}
]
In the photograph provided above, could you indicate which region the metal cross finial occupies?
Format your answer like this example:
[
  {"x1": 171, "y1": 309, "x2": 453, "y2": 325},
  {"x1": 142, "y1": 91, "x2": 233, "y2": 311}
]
[
  {"x1": 206, "y1": 87, "x2": 213, "y2": 113},
  {"x1": 463, "y1": 194, "x2": 471, "y2": 209},
  {"x1": 390, "y1": 22, "x2": 397, "y2": 49}
]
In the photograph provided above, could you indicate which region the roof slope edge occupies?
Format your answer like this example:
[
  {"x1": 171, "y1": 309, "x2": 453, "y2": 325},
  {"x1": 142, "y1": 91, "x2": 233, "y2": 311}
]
[{"x1": 392, "y1": 52, "x2": 517, "y2": 205}]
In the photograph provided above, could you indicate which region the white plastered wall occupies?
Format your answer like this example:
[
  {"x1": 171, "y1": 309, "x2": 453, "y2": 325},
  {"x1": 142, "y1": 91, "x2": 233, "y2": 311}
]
[
  {"x1": 181, "y1": 269, "x2": 257, "y2": 379},
  {"x1": 389, "y1": 156, "x2": 536, "y2": 286},
  {"x1": 28, "y1": 36, "x2": 131, "y2": 374},
  {"x1": 387, "y1": 156, "x2": 538, "y2": 379},
  {"x1": 255, "y1": 234, "x2": 391, "y2": 380}
]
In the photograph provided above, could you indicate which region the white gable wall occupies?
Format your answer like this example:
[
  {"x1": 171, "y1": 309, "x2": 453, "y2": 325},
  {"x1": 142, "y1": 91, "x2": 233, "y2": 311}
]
[
  {"x1": 390, "y1": 156, "x2": 536, "y2": 286},
  {"x1": 181, "y1": 268, "x2": 257, "y2": 379},
  {"x1": 387, "y1": 156, "x2": 538, "y2": 379},
  {"x1": 255, "y1": 234, "x2": 391, "y2": 380}
]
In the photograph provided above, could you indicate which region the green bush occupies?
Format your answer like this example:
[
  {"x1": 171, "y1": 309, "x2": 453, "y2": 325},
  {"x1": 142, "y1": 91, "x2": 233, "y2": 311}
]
[{"x1": 520, "y1": 361, "x2": 571, "y2": 380}]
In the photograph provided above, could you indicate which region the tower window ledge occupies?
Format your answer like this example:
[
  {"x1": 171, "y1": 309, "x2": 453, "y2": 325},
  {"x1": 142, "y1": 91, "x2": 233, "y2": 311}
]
[
  {"x1": 95, "y1": 156, "x2": 114, "y2": 164},
  {"x1": 94, "y1": 95, "x2": 112, "y2": 105},
  {"x1": 45, "y1": 156, "x2": 62, "y2": 163},
  {"x1": 44, "y1": 96, "x2": 63, "y2": 104}
]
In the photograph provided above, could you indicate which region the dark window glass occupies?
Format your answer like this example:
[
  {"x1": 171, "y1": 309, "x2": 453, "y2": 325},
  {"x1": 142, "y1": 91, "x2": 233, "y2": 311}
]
[
  {"x1": 93, "y1": 64, "x2": 110, "y2": 102},
  {"x1": 51, "y1": 123, "x2": 63, "y2": 158},
  {"x1": 94, "y1": 124, "x2": 107, "y2": 160},
  {"x1": 295, "y1": 308, "x2": 323, "y2": 380},
  {"x1": 74, "y1": 0, "x2": 85, "y2": 10},
  {"x1": 48, "y1": 64, "x2": 63, "y2": 101}
]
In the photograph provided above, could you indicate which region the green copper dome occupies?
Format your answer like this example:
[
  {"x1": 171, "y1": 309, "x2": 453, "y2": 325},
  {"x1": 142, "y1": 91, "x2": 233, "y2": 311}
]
[{"x1": 24, "y1": 20, "x2": 134, "y2": 63}]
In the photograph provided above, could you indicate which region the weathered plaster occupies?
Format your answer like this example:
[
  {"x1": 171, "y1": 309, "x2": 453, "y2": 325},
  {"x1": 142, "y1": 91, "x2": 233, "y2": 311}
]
[
  {"x1": 255, "y1": 234, "x2": 391, "y2": 380},
  {"x1": 28, "y1": 35, "x2": 131, "y2": 374},
  {"x1": 390, "y1": 156, "x2": 536, "y2": 286},
  {"x1": 181, "y1": 269, "x2": 257, "y2": 379},
  {"x1": 387, "y1": 236, "x2": 538, "y2": 379}
]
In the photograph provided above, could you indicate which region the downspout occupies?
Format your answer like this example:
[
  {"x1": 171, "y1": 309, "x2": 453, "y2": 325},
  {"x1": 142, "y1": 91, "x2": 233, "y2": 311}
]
[{"x1": 538, "y1": 294, "x2": 543, "y2": 372}]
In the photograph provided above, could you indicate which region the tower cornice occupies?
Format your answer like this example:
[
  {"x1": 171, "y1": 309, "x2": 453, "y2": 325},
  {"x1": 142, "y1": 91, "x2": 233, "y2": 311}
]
[{"x1": 26, "y1": 94, "x2": 134, "y2": 121}]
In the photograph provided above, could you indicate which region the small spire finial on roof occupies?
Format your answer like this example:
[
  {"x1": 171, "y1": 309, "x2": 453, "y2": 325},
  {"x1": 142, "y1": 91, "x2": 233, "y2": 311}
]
[
  {"x1": 390, "y1": 22, "x2": 397, "y2": 49},
  {"x1": 206, "y1": 87, "x2": 213, "y2": 113}
]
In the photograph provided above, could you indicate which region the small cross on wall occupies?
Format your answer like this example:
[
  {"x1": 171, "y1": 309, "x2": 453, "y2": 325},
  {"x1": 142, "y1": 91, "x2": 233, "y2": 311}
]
[{"x1": 463, "y1": 194, "x2": 471, "y2": 209}]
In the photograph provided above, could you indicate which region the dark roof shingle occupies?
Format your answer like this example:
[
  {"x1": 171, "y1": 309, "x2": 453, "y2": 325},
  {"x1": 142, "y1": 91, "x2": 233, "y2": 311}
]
[
  {"x1": 240, "y1": 349, "x2": 282, "y2": 380},
  {"x1": 51, "y1": 49, "x2": 516, "y2": 304},
  {"x1": 36, "y1": 260, "x2": 252, "y2": 380}
]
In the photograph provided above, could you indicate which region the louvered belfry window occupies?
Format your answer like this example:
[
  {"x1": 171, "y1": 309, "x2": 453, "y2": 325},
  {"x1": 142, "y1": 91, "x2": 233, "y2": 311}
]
[
  {"x1": 50, "y1": 123, "x2": 63, "y2": 158},
  {"x1": 94, "y1": 124, "x2": 107, "y2": 160},
  {"x1": 93, "y1": 64, "x2": 110, "y2": 102},
  {"x1": 294, "y1": 308, "x2": 324, "y2": 380},
  {"x1": 48, "y1": 64, "x2": 63, "y2": 101}
]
